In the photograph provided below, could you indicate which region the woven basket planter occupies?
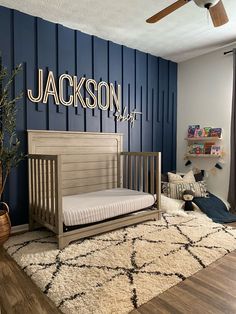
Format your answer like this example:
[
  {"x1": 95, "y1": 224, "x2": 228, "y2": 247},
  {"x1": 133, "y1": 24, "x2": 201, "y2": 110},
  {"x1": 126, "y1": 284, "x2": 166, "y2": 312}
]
[{"x1": 0, "y1": 202, "x2": 11, "y2": 245}]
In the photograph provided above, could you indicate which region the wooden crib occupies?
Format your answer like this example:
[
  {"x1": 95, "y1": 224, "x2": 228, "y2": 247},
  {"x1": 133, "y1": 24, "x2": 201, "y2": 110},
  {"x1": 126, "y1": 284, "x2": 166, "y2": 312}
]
[{"x1": 28, "y1": 130, "x2": 161, "y2": 249}]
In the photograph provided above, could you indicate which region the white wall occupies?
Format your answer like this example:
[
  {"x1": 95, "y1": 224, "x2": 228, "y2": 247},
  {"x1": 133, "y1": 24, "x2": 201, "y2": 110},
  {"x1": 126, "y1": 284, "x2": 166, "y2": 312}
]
[{"x1": 177, "y1": 45, "x2": 234, "y2": 199}]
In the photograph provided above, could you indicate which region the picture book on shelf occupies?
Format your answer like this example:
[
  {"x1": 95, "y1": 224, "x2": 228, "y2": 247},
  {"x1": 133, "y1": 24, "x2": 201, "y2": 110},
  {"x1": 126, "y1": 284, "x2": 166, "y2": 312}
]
[
  {"x1": 188, "y1": 125, "x2": 200, "y2": 138},
  {"x1": 194, "y1": 128, "x2": 206, "y2": 138},
  {"x1": 203, "y1": 127, "x2": 212, "y2": 137},
  {"x1": 211, "y1": 145, "x2": 221, "y2": 155},
  {"x1": 204, "y1": 142, "x2": 215, "y2": 154},
  {"x1": 188, "y1": 143, "x2": 205, "y2": 155},
  {"x1": 209, "y1": 128, "x2": 222, "y2": 138}
]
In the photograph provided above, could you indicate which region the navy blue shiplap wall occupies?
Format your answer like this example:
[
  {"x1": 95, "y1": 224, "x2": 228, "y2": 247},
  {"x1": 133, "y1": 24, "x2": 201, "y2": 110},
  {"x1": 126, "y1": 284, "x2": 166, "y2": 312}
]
[{"x1": 0, "y1": 6, "x2": 177, "y2": 226}]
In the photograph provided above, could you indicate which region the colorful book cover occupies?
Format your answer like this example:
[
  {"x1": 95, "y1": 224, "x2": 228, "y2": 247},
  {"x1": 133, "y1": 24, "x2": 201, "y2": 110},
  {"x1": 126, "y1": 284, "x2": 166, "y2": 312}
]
[
  {"x1": 203, "y1": 127, "x2": 212, "y2": 137},
  {"x1": 187, "y1": 125, "x2": 200, "y2": 138},
  {"x1": 189, "y1": 143, "x2": 204, "y2": 154},
  {"x1": 194, "y1": 128, "x2": 206, "y2": 138},
  {"x1": 209, "y1": 128, "x2": 222, "y2": 138},
  {"x1": 204, "y1": 142, "x2": 215, "y2": 154},
  {"x1": 211, "y1": 145, "x2": 221, "y2": 155}
]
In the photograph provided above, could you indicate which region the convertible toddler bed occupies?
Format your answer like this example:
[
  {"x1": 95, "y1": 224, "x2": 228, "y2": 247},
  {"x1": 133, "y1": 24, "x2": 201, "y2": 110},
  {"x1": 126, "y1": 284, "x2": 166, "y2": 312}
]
[{"x1": 28, "y1": 131, "x2": 161, "y2": 249}]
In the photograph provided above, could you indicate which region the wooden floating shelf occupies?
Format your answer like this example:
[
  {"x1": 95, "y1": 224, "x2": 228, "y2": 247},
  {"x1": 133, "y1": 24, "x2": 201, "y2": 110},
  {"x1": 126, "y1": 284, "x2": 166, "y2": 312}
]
[
  {"x1": 185, "y1": 137, "x2": 222, "y2": 141},
  {"x1": 186, "y1": 154, "x2": 221, "y2": 158}
]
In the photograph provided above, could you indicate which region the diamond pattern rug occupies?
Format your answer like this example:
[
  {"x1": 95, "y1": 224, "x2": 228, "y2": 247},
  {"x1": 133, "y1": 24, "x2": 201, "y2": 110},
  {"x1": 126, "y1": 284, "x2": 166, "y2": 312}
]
[{"x1": 4, "y1": 213, "x2": 236, "y2": 314}]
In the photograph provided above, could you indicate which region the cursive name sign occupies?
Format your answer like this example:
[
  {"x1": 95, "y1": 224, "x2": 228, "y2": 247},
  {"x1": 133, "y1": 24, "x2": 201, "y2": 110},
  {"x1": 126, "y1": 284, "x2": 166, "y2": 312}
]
[{"x1": 114, "y1": 107, "x2": 142, "y2": 127}]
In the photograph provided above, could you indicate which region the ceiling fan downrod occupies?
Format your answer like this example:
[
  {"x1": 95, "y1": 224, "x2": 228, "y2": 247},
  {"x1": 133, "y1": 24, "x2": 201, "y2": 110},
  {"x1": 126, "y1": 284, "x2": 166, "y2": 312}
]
[{"x1": 193, "y1": 0, "x2": 220, "y2": 8}]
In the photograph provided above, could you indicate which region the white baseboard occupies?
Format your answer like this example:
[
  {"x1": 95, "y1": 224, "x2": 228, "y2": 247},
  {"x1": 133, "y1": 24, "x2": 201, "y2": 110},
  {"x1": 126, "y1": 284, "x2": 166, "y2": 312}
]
[{"x1": 11, "y1": 224, "x2": 29, "y2": 234}]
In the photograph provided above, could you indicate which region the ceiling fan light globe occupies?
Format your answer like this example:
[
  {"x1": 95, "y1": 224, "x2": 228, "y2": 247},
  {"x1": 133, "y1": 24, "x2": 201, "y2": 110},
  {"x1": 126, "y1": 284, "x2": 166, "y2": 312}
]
[{"x1": 193, "y1": 0, "x2": 220, "y2": 8}]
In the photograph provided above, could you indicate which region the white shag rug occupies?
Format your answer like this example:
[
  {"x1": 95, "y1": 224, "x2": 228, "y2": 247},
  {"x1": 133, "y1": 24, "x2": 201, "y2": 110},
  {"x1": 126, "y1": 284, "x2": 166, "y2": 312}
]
[{"x1": 4, "y1": 213, "x2": 236, "y2": 314}]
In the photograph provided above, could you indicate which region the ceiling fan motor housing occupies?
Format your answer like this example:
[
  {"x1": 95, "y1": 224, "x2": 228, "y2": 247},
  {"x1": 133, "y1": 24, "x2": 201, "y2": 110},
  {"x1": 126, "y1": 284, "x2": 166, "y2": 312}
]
[{"x1": 193, "y1": 0, "x2": 220, "y2": 8}]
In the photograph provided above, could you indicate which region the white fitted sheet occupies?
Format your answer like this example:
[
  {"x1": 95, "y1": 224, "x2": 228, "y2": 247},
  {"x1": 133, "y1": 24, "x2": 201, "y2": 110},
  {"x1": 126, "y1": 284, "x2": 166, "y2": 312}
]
[{"x1": 63, "y1": 188, "x2": 155, "y2": 226}]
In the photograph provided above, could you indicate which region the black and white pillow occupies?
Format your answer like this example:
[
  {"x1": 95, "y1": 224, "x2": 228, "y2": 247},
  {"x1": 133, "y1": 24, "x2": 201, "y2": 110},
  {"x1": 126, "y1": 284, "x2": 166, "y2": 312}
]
[{"x1": 162, "y1": 181, "x2": 208, "y2": 200}]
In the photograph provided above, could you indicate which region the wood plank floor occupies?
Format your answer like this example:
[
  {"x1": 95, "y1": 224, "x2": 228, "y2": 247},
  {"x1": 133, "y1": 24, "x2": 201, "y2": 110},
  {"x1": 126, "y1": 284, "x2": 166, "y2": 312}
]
[
  {"x1": 1, "y1": 227, "x2": 236, "y2": 313},
  {"x1": 132, "y1": 250, "x2": 236, "y2": 314},
  {"x1": 0, "y1": 246, "x2": 61, "y2": 314}
]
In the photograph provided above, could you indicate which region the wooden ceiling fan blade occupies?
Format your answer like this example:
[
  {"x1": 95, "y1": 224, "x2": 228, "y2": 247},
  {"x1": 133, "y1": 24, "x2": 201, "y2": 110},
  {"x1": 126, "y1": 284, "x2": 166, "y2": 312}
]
[
  {"x1": 146, "y1": 0, "x2": 191, "y2": 23},
  {"x1": 209, "y1": 0, "x2": 229, "y2": 27}
]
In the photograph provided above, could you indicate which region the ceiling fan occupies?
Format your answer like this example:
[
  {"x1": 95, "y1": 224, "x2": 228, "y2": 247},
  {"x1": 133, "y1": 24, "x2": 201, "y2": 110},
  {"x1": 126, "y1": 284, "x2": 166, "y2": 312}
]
[{"x1": 146, "y1": 0, "x2": 229, "y2": 27}]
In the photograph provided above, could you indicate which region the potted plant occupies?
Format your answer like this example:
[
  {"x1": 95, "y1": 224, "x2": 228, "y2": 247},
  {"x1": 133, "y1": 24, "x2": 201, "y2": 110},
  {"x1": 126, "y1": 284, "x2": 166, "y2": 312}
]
[{"x1": 0, "y1": 56, "x2": 23, "y2": 244}]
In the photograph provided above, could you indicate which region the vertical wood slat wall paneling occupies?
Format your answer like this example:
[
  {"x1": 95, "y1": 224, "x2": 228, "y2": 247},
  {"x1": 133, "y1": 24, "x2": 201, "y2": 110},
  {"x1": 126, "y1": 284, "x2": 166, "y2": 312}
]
[
  {"x1": 40, "y1": 21, "x2": 59, "y2": 130},
  {"x1": 57, "y1": 25, "x2": 72, "y2": 131},
  {"x1": 72, "y1": 32, "x2": 82, "y2": 131},
  {"x1": 131, "y1": 50, "x2": 144, "y2": 152},
  {"x1": 159, "y1": 58, "x2": 169, "y2": 173},
  {"x1": 164, "y1": 60, "x2": 175, "y2": 172},
  {"x1": 153, "y1": 58, "x2": 161, "y2": 152},
  {"x1": 117, "y1": 46, "x2": 134, "y2": 151},
  {"x1": 144, "y1": 55, "x2": 156, "y2": 152},
  {"x1": 12, "y1": 11, "x2": 31, "y2": 225},
  {"x1": 88, "y1": 36, "x2": 101, "y2": 132},
  {"x1": 59, "y1": 25, "x2": 75, "y2": 131},
  {"x1": 0, "y1": 6, "x2": 177, "y2": 225},
  {"x1": 70, "y1": 31, "x2": 79, "y2": 130},
  {"x1": 34, "y1": 18, "x2": 47, "y2": 127},
  {"x1": 85, "y1": 36, "x2": 99, "y2": 132},
  {"x1": 103, "y1": 40, "x2": 115, "y2": 133},
  {"x1": 169, "y1": 62, "x2": 177, "y2": 171},
  {"x1": 109, "y1": 42, "x2": 122, "y2": 134},
  {"x1": 76, "y1": 32, "x2": 92, "y2": 132},
  {"x1": 0, "y1": 8, "x2": 12, "y2": 220},
  {"x1": 94, "y1": 37, "x2": 108, "y2": 132},
  {"x1": 17, "y1": 14, "x2": 36, "y2": 131}
]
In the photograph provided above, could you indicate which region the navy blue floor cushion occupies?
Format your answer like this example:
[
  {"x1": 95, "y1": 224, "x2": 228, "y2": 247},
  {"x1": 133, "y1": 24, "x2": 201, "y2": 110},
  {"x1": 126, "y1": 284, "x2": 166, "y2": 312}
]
[{"x1": 193, "y1": 193, "x2": 236, "y2": 224}]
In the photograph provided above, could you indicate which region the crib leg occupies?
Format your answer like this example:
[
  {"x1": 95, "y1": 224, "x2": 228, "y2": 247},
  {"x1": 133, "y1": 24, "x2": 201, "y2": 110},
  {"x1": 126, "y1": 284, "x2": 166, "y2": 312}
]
[
  {"x1": 29, "y1": 216, "x2": 37, "y2": 231},
  {"x1": 153, "y1": 211, "x2": 161, "y2": 221},
  {"x1": 58, "y1": 235, "x2": 69, "y2": 250},
  {"x1": 29, "y1": 217, "x2": 34, "y2": 231}
]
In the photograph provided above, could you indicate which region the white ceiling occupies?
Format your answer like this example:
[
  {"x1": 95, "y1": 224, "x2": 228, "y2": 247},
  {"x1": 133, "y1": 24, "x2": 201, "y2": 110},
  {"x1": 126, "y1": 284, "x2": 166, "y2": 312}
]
[{"x1": 0, "y1": 0, "x2": 236, "y2": 62}]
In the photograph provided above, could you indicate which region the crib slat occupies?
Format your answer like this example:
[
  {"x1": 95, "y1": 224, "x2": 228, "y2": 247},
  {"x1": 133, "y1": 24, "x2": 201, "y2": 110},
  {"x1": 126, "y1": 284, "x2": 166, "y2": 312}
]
[
  {"x1": 150, "y1": 156, "x2": 154, "y2": 195},
  {"x1": 55, "y1": 155, "x2": 63, "y2": 234},
  {"x1": 134, "y1": 156, "x2": 138, "y2": 190},
  {"x1": 155, "y1": 154, "x2": 161, "y2": 209},
  {"x1": 123, "y1": 155, "x2": 127, "y2": 189},
  {"x1": 144, "y1": 156, "x2": 148, "y2": 192},
  {"x1": 38, "y1": 159, "x2": 42, "y2": 219},
  {"x1": 117, "y1": 153, "x2": 121, "y2": 188},
  {"x1": 34, "y1": 158, "x2": 37, "y2": 216},
  {"x1": 128, "y1": 155, "x2": 132, "y2": 189},
  {"x1": 41, "y1": 159, "x2": 45, "y2": 221},
  {"x1": 34, "y1": 158, "x2": 38, "y2": 217},
  {"x1": 50, "y1": 160, "x2": 55, "y2": 226},
  {"x1": 139, "y1": 156, "x2": 143, "y2": 192},
  {"x1": 46, "y1": 159, "x2": 50, "y2": 224},
  {"x1": 30, "y1": 158, "x2": 34, "y2": 209}
]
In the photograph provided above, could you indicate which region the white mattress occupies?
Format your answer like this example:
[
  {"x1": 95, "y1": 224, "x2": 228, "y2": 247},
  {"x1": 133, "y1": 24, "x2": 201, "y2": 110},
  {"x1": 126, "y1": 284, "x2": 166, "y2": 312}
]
[{"x1": 63, "y1": 188, "x2": 155, "y2": 226}]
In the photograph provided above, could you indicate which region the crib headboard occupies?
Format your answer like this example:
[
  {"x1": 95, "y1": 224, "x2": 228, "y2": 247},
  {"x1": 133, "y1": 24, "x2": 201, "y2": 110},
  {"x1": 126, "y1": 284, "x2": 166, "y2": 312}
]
[{"x1": 28, "y1": 130, "x2": 123, "y2": 196}]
